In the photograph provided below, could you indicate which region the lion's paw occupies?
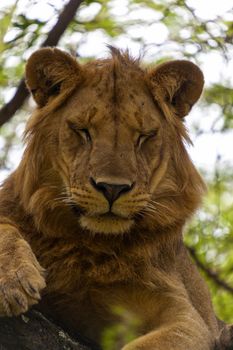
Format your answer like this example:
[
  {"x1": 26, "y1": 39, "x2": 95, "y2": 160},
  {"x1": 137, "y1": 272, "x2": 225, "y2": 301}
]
[{"x1": 0, "y1": 249, "x2": 46, "y2": 316}]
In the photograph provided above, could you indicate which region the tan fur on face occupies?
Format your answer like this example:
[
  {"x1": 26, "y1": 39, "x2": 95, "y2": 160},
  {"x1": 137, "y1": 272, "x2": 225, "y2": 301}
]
[{"x1": 0, "y1": 47, "x2": 221, "y2": 349}]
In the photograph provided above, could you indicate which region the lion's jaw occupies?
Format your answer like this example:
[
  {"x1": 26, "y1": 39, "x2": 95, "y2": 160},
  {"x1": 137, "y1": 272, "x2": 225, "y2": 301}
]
[{"x1": 79, "y1": 214, "x2": 134, "y2": 235}]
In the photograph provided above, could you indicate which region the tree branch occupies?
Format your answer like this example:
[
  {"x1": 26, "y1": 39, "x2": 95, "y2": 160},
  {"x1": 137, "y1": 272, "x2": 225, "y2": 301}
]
[
  {"x1": 187, "y1": 246, "x2": 233, "y2": 294},
  {"x1": 0, "y1": 0, "x2": 84, "y2": 127},
  {"x1": 0, "y1": 310, "x2": 99, "y2": 350}
]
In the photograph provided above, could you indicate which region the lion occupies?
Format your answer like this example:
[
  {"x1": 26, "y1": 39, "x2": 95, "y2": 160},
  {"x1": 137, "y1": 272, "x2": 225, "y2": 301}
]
[{"x1": 0, "y1": 46, "x2": 230, "y2": 349}]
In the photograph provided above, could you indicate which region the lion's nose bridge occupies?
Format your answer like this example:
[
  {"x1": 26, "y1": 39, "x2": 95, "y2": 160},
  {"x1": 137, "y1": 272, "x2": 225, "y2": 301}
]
[
  {"x1": 97, "y1": 155, "x2": 133, "y2": 183},
  {"x1": 90, "y1": 145, "x2": 135, "y2": 185}
]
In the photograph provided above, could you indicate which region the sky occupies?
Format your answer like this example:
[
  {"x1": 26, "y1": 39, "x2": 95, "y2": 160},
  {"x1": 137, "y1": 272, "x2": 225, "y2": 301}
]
[{"x1": 0, "y1": 0, "x2": 233, "y2": 183}]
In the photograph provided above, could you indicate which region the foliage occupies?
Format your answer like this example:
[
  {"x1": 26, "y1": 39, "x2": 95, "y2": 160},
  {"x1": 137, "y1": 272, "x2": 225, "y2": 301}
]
[
  {"x1": 186, "y1": 163, "x2": 233, "y2": 323},
  {"x1": 101, "y1": 307, "x2": 140, "y2": 350},
  {"x1": 0, "y1": 0, "x2": 232, "y2": 339}
]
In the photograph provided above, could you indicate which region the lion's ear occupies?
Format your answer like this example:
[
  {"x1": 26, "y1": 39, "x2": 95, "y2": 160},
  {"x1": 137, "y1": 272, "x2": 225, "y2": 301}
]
[
  {"x1": 25, "y1": 47, "x2": 81, "y2": 107},
  {"x1": 148, "y1": 60, "x2": 204, "y2": 118}
]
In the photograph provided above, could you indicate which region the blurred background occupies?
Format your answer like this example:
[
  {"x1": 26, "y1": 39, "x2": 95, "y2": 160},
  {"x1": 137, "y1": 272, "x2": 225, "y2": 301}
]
[{"x1": 0, "y1": 0, "x2": 232, "y2": 344}]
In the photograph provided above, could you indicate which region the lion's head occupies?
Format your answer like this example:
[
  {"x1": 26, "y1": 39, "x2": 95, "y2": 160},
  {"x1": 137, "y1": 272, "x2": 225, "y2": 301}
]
[{"x1": 15, "y1": 47, "x2": 205, "y2": 236}]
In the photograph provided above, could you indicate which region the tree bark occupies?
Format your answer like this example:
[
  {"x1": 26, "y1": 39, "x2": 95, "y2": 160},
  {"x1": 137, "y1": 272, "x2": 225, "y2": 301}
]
[
  {"x1": 0, "y1": 310, "x2": 99, "y2": 350},
  {"x1": 0, "y1": 0, "x2": 84, "y2": 127}
]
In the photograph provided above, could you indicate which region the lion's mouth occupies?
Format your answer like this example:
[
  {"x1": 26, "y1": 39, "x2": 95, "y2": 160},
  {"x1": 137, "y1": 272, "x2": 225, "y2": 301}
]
[
  {"x1": 99, "y1": 212, "x2": 123, "y2": 219},
  {"x1": 71, "y1": 204, "x2": 125, "y2": 220},
  {"x1": 71, "y1": 203, "x2": 134, "y2": 234},
  {"x1": 71, "y1": 204, "x2": 83, "y2": 216}
]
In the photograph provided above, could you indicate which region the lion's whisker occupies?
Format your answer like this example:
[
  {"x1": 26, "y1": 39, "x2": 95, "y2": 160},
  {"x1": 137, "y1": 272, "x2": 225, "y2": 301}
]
[{"x1": 148, "y1": 200, "x2": 170, "y2": 211}]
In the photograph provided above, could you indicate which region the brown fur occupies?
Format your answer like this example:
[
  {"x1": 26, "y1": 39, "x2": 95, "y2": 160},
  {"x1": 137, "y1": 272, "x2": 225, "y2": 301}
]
[{"x1": 0, "y1": 47, "x2": 220, "y2": 349}]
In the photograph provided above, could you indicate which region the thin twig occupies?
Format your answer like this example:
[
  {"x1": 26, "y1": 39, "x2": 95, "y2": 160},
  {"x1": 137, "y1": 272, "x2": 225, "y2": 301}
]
[{"x1": 187, "y1": 246, "x2": 233, "y2": 294}]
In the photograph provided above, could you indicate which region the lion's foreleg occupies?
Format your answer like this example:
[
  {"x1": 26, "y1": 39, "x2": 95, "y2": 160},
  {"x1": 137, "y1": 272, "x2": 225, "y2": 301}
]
[
  {"x1": 0, "y1": 222, "x2": 46, "y2": 316},
  {"x1": 122, "y1": 290, "x2": 213, "y2": 350}
]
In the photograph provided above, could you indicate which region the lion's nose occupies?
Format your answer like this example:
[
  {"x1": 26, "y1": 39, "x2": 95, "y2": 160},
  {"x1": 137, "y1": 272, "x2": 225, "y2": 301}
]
[{"x1": 90, "y1": 178, "x2": 133, "y2": 206}]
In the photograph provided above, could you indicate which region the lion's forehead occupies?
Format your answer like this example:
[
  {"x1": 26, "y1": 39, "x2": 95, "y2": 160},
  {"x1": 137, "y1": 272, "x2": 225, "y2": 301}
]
[{"x1": 63, "y1": 62, "x2": 162, "y2": 133}]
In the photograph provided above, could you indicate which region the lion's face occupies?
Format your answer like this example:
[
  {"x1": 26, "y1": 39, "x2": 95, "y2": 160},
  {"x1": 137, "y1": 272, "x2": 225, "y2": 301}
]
[
  {"x1": 22, "y1": 47, "x2": 205, "y2": 236},
  {"x1": 57, "y1": 73, "x2": 165, "y2": 234}
]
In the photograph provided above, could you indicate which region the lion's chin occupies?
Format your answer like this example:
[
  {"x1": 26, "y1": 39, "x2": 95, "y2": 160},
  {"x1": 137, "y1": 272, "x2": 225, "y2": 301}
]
[{"x1": 79, "y1": 214, "x2": 134, "y2": 235}]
